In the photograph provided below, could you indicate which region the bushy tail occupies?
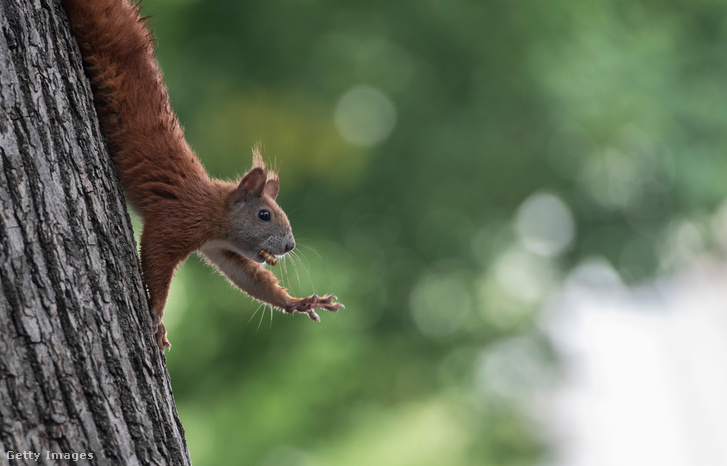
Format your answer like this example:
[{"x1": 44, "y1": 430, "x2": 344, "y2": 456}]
[{"x1": 62, "y1": 0, "x2": 206, "y2": 213}]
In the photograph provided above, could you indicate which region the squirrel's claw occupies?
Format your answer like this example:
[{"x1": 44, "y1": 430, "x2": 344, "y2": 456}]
[
  {"x1": 153, "y1": 319, "x2": 171, "y2": 351},
  {"x1": 316, "y1": 294, "x2": 344, "y2": 313},
  {"x1": 286, "y1": 294, "x2": 343, "y2": 321}
]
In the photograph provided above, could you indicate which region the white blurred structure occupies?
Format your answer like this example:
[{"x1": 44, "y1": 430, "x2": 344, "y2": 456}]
[{"x1": 543, "y1": 257, "x2": 727, "y2": 466}]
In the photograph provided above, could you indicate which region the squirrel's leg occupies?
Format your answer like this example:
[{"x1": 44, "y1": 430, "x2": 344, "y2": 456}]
[
  {"x1": 140, "y1": 228, "x2": 186, "y2": 350},
  {"x1": 200, "y1": 246, "x2": 343, "y2": 320}
]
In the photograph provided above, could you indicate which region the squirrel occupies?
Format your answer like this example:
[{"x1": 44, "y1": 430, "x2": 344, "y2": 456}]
[{"x1": 62, "y1": 0, "x2": 343, "y2": 350}]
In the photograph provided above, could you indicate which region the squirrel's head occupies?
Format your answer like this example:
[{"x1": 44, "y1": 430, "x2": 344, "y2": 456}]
[{"x1": 225, "y1": 150, "x2": 295, "y2": 263}]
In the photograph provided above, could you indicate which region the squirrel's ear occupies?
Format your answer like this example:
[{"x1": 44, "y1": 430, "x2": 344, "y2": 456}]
[
  {"x1": 264, "y1": 179, "x2": 279, "y2": 200},
  {"x1": 234, "y1": 167, "x2": 265, "y2": 204}
]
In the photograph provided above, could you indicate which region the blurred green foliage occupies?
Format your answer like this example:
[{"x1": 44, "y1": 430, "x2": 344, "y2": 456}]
[{"x1": 134, "y1": 0, "x2": 727, "y2": 464}]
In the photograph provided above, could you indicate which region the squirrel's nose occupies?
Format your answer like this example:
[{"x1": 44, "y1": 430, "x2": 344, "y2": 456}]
[{"x1": 284, "y1": 241, "x2": 295, "y2": 253}]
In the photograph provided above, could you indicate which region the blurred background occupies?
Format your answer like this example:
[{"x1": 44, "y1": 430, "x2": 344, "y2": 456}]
[{"x1": 134, "y1": 0, "x2": 727, "y2": 464}]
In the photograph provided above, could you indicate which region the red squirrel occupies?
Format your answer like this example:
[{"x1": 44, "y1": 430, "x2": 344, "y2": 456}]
[{"x1": 62, "y1": 0, "x2": 343, "y2": 349}]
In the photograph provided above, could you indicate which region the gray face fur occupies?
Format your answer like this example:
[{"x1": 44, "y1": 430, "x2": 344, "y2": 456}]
[
  {"x1": 226, "y1": 166, "x2": 295, "y2": 263},
  {"x1": 229, "y1": 190, "x2": 294, "y2": 262}
]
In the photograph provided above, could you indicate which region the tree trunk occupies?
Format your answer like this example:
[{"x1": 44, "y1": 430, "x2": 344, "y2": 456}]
[{"x1": 0, "y1": 1, "x2": 191, "y2": 464}]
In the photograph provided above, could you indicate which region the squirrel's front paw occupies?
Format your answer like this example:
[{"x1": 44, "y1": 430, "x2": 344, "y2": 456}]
[
  {"x1": 153, "y1": 319, "x2": 171, "y2": 351},
  {"x1": 286, "y1": 294, "x2": 344, "y2": 321}
]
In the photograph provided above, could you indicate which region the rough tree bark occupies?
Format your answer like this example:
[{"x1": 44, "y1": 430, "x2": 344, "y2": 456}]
[{"x1": 0, "y1": 0, "x2": 191, "y2": 464}]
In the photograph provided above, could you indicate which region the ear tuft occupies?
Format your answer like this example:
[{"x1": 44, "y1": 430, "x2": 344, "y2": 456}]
[
  {"x1": 251, "y1": 145, "x2": 280, "y2": 199},
  {"x1": 252, "y1": 145, "x2": 266, "y2": 172}
]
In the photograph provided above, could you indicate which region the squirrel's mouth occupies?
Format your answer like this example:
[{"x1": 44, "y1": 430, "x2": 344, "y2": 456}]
[
  {"x1": 258, "y1": 249, "x2": 278, "y2": 266},
  {"x1": 221, "y1": 248, "x2": 275, "y2": 265}
]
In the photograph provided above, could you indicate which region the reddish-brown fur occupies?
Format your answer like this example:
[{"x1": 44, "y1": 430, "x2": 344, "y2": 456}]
[{"x1": 63, "y1": 0, "x2": 342, "y2": 350}]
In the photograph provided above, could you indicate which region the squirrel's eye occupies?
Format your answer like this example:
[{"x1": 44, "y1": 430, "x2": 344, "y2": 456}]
[{"x1": 258, "y1": 209, "x2": 271, "y2": 222}]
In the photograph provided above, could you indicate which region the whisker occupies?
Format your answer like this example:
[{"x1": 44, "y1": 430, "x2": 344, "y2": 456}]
[
  {"x1": 257, "y1": 303, "x2": 266, "y2": 332},
  {"x1": 292, "y1": 249, "x2": 317, "y2": 291},
  {"x1": 291, "y1": 229, "x2": 317, "y2": 236},
  {"x1": 289, "y1": 250, "x2": 304, "y2": 290},
  {"x1": 281, "y1": 254, "x2": 292, "y2": 291},
  {"x1": 300, "y1": 250, "x2": 317, "y2": 291},
  {"x1": 297, "y1": 247, "x2": 313, "y2": 271},
  {"x1": 248, "y1": 301, "x2": 265, "y2": 325},
  {"x1": 297, "y1": 242, "x2": 322, "y2": 261},
  {"x1": 292, "y1": 249, "x2": 313, "y2": 282}
]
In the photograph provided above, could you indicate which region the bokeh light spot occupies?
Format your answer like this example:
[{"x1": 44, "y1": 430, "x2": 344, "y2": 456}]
[
  {"x1": 409, "y1": 274, "x2": 471, "y2": 337},
  {"x1": 334, "y1": 85, "x2": 397, "y2": 147},
  {"x1": 475, "y1": 337, "x2": 546, "y2": 402},
  {"x1": 566, "y1": 256, "x2": 623, "y2": 291},
  {"x1": 493, "y1": 247, "x2": 560, "y2": 304},
  {"x1": 516, "y1": 192, "x2": 575, "y2": 256}
]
